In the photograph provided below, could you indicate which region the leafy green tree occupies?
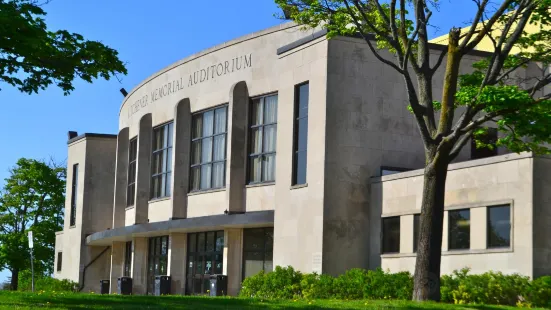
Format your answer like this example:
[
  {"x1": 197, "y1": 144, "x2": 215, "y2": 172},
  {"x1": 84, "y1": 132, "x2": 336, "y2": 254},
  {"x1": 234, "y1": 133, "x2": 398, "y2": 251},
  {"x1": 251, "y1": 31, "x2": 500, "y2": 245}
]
[
  {"x1": 0, "y1": 0, "x2": 127, "y2": 94},
  {"x1": 275, "y1": 0, "x2": 551, "y2": 301},
  {"x1": 0, "y1": 158, "x2": 65, "y2": 290}
]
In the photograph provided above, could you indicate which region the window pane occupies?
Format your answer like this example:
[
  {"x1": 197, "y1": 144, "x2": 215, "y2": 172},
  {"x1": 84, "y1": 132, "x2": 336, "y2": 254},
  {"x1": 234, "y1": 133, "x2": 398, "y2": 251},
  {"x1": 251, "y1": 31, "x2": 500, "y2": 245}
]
[
  {"x1": 215, "y1": 231, "x2": 224, "y2": 252},
  {"x1": 264, "y1": 251, "x2": 273, "y2": 272},
  {"x1": 249, "y1": 156, "x2": 262, "y2": 183},
  {"x1": 165, "y1": 172, "x2": 171, "y2": 197},
  {"x1": 298, "y1": 83, "x2": 309, "y2": 118},
  {"x1": 215, "y1": 254, "x2": 223, "y2": 274},
  {"x1": 250, "y1": 128, "x2": 262, "y2": 154},
  {"x1": 197, "y1": 233, "x2": 205, "y2": 252},
  {"x1": 265, "y1": 228, "x2": 274, "y2": 251},
  {"x1": 297, "y1": 118, "x2": 308, "y2": 152},
  {"x1": 206, "y1": 232, "x2": 215, "y2": 252},
  {"x1": 160, "y1": 174, "x2": 166, "y2": 198},
  {"x1": 213, "y1": 135, "x2": 225, "y2": 161},
  {"x1": 191, "y1": 141, "x2": 201, "y2": 165},
  {"x1": 151, "y1": 176, "x2": 160, "y2": 198},
  {"x1": 244, "y1": 229, "x2": 265, "y2": 251},
  {"x1": 243, "y1": 251, "x2": 264, "y2": 279},
  {"x1": 264, "y1": 95, "x2": 278, "y2": 124},
  {"x1": 203, "y1": 110, "x2": 214, "y2": 137},
  {"x1": 163, "y1": 125, "x2": 169, "y2": 149},
  {"x1": 167, "y1": 123, "x2": 173, "y2": 147},
  {"x1": 214, "y1": 107, "x2": 227, "y2": 134},
  {"x1": 449, "y1": 210, "x2": 471, "y2": 250},
  {"x1": 153, "y1": 127, "x2": 162, "y2": 151},
  {"x1": 192, "y1": 115, "x2": 203, "y2": 139},
  {"x1": 262, "y1": 154, "x2": 276, "y2": 182},
  {"x1": 200, "y1": 164, "x2": 212, "y2": 190},
  {"x1": 188, "y1": 234, "x2": 197, "y2": 253},
  {"x1": 263, "y1": 125, "x2": 277, "y2": 153},
  {"x1": 190, "y1": 167, "x2": 200, "y2": 191},
  {"x1": 294, "y1": 151, "x2": 307, "y2": 185},
  {"x1": 382, "y1": 217, "x2": 400, "y2": 254},
  {"x1": 488, "y1": 205, "x2": 510, "y2": 248},
  {"x1": 201, "y1": 137, "x2": 213, "y2": 163},
  {"x1": 251, "y1": 99, "x2": 263, "y2": 125},
  {"x1": 212, "y1": 162, "x2": 225, "y2": 188},
  {"x1": 413, "y1": 214, "x2": 420, "y2": 253}
]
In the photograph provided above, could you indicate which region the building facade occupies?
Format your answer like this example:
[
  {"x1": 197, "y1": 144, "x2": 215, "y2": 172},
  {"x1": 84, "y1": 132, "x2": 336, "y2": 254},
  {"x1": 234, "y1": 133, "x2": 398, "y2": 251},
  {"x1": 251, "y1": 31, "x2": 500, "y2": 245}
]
[{"x1": 53, "y1": 22, "x2": 551, "y2": 295}]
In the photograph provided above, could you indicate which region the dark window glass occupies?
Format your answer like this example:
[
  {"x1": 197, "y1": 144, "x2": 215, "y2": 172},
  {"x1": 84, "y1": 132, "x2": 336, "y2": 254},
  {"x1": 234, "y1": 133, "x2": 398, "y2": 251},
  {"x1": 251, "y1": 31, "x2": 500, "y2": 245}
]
[
  {"x1": 488, "y1": 205, "x2": 511, "y2": 248},
  {"x1": 413, "y1": 214, "x2": 420, "y2": 253},
  {"x1": 242, "y1": 227, "x2": 274, "y2": 279},
  {"x1": 70, "y1": 164, "x2": 79, "y2": 227},
  {"x1": 124, "y1": 241, "x2": 132, "y2": 277},
  {"x1": 449, "y1": 209, "x2": 471, "y2": 250},
  {"x1": 381, "y1": 166, "x2": 411, "y2": 176},
  {"x1": 249, "y1": 94, "x2": 278, "y2": 183},
  {"x1": 151, "y1": 122, "x2": 173, "y2": 199},
  {"x1": 190, "y1": 106, "x2": 228, "y2": 191},
  {"x1": 292, "y1": 83, "x2": 309, "y2": 185},
  {"x1": 471, "y1": 127, "x2": 498, "y2": 160},
  {"x1": 57, "y1": 252, "x2": 62, "y2": 272},
  {"x1": 147, "y1": 236, "x2": 169, "y2": 294},
  {"x1": 186, "y1": 231, "x2": 224, "y2": 295},
  {"x1": 127, "y1": 138, "x2": 138, "y2": 206},
  {"x1": 382, "y1": 217, "x2": 400, "y2": 254}
]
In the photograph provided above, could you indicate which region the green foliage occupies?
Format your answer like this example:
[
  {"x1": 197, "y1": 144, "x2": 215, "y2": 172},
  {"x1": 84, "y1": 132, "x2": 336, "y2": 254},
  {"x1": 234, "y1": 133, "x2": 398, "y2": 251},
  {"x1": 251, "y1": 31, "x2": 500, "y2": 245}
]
[
  {"x1": 300, "y1": 273, "x2": 334, "y2": 299},
  {"x1": 0, "y1": 0, "x2": 127, "y2": 95},
  {"x1": 239, "y1": 266, "x2": 303, "y2": 299},
  {"x1": 0, "y1": 158, "x2": 66, "y2": 289},
  {"x1": 17, "y1": 270, "x2": 77, "y2": 292},
  {"x1": 525, "y1": 276, "x2": 551, "y2": 308}
]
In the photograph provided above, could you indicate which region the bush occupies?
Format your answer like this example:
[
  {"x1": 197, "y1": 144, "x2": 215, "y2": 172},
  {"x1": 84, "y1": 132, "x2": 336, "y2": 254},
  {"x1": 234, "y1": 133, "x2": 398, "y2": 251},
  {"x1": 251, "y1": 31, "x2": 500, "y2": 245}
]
[
  {"x1": 526, "y1": 276, "x2": 551, "y2": 308},
  {"x1": 300, "y1": 273, "x2": 334, "y2": 299},
  {"x1": 18, "y1": 270, "x2": 77, "y2": 292},
  {"x1": 239, "y1": 266, "x2": 303, "y2": 299},
  {"x1": 363, "y1": 268, "x2": 413, "y2": 300}
]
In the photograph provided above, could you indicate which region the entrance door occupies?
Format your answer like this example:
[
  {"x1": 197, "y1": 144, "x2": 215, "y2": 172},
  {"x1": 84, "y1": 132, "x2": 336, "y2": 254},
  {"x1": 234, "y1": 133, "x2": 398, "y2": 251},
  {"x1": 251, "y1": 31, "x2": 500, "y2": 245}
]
[
  {"x1": 147, "y1": 236, "x2": 169, "y2": 295},
  {"x1": 186, "y1": 231, "x2": 224, "y2": 295}
]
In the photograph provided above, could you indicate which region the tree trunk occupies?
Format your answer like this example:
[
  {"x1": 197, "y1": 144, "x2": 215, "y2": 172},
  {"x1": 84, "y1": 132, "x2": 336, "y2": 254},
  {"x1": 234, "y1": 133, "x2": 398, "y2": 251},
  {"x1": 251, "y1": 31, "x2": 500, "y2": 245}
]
[
  {"x1": 10, "y1": 268, "x2": 19, "y2": 291},
  {"x1": 413, "y1": 155, "x2": 449, "y2": 301}
]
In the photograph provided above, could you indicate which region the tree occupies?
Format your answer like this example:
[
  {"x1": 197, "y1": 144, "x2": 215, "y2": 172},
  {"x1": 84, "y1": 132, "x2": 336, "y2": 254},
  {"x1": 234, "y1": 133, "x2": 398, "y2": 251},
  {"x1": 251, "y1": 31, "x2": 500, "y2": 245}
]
[
  {"x1": 0, "y1": 0, "x2": 127, "y2": 95},
  {"x1": 275, "y1": 0, "x2": 551, "y2": 301},
  {"x1": 0, "y1": 158, "x2": 65, "y2": 290}
]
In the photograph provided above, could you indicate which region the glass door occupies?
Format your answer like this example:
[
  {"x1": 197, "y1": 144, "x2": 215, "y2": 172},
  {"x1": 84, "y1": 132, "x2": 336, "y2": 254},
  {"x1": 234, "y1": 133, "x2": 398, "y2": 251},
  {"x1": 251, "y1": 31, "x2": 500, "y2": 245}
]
[
  {"x1": 147, "y1": 236, "x2": 169, "y2": 295},
  {"x1": 186, "y1": 231, "x2": 224, "y2": 295}
]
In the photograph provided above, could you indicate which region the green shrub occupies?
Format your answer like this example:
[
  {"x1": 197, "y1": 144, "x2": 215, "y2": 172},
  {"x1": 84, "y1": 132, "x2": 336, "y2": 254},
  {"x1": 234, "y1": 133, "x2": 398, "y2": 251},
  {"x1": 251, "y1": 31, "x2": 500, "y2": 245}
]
[
  {"x1": 300, "y1": 273, "x2": 334, "y2": 299},
  {"x1": 526, "y1": 276, "x2": 551, "y2": 308},
  {"x1": 363, "y1": 268, "x2": 413, "y2": 300},
  {"x1": 332, "y1": 268, "x2": 368, "y2": 299},
  {"x1": 239, "y1": 266, "x2": 303, "y2": 299},
  {"x1": 18, "y1": 271, "x2": 77, "y2": 292}
]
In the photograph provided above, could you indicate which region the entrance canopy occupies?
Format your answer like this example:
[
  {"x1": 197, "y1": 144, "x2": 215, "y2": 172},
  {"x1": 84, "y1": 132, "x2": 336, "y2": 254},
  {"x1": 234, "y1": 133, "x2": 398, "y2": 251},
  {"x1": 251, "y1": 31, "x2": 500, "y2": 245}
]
[{"x1": 86, "y1": 211, "x2": 274, "y2": 246}]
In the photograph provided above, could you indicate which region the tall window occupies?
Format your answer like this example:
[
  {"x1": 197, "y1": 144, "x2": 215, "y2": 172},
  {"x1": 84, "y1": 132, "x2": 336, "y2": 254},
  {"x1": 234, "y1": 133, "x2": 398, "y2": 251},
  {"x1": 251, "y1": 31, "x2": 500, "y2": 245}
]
[
  {"x1": 487, "y1": 205, "x2": 511, "y2": 248},
  {"x1": 186, "y1": 231, "x2": 224, "y2": 295},
  {"x1": 147, "y1": 236, "x2": 169, "y2": 294},
  {"x1": 127, "y1": 138, "x2": 137, "y2": 206},
  {"x1": 382, "y1": 217, "x2": 400, "y2": 254},
  {"x1": 190, "y1": 106, "x2": 227, "y2": 191},
  {"x1": 292, "y1": 83, "x2": 309, "y2": 185},
  {"x1": 124, "y1": 241, "x2": 132, "y2": 277},
  {"x1": 243, "y1": 228, "x2": 274, "y2": 279},
  {"x1": 249, "y1": 94, "x2": 278, "y2": 183},
  {"x1": 413, "y1": 214, "x2": 420, "y2": 253},
  {"x1": 471, "y1": 127, "x2": 498, "y2": 159},
  {"x1": 151, "y1": 122, "x2": 173, "y2": 199},
  {"x1": 57, "y1": 252, "x2": 62, "y2": 272},
  {"x1": 70, "y1": 164, "x2": 78, "y2": 227},
  {"x1": 449, "y1": 209, "x2": 471, "y2": 250}
]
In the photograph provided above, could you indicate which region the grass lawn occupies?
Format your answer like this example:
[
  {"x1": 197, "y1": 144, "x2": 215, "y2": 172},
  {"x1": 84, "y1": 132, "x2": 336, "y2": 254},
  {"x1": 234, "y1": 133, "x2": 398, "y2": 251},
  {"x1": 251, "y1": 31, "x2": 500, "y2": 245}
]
[{"x1": 0, "y1": 291, "x2": 542, "y2": 309}]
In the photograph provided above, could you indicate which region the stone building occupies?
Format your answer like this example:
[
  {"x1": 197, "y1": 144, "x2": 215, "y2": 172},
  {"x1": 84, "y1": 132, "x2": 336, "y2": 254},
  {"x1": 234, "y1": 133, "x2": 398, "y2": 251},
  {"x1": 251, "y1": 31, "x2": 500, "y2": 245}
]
[{"x1": 53, "y1": 22, "x2": 551, "y2": 295}]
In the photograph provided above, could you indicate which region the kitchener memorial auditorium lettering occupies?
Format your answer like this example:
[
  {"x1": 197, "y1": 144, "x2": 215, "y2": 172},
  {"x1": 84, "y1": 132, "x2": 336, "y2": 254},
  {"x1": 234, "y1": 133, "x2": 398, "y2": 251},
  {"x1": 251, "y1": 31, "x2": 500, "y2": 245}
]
[{"x1": 128, "y1": 53, "x2": 252, "y2": 118}]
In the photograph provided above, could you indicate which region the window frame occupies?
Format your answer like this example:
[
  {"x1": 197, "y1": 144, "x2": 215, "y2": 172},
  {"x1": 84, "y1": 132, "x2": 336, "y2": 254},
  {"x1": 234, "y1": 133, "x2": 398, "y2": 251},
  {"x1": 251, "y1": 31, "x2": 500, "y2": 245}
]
[
  {"x1": 189, "y1": 104, "x2": 228, "y2": 192},
  {"x1": 57, "y1": 252, "x2": 62, "y2": 272},
  {"x1": 487, "y1": 205, "x2": 511, "y2": 249},
  {"x1": 127, "y1": 137, "x2": 138, "y2": 206},
  {"x1": 248, "y1": 93, "x2": 278, "y2": 184},
  {"x1": 292, "y1": 82, "x2": 309, "y2": 186},
  {"x1": 381, "y1": 216, "x2": 401, "y2": 254},
  {"x1": 448, "y1": 208, "x2": 471, "y2": 251},
  {"x1": 380, "y1": 166, "x2": 411, "y2": 177},
  {"x1": 150, "y1": 122, "x2": 173, "y2": 200},
  {"x1": 69, "y1": 163, "x2": 78, "y2": 227},
  {"x1": 124, "y1": 241, "x2": 132, "y2": 277}
]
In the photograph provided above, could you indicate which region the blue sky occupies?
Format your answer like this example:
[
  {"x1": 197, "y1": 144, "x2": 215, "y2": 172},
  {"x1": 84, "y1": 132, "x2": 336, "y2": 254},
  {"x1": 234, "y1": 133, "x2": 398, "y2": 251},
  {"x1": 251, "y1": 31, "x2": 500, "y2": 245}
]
[{"x1": 0, "y1": 0, "x2": 476, "y2": 284}]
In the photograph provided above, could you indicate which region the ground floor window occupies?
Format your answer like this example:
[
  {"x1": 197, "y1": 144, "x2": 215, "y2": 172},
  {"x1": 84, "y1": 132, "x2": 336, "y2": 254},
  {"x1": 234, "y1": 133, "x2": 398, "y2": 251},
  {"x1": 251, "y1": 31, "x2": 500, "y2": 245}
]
[
  {"x1": 57, "y1": 252, "x2": 62, "y2": 272},
  {"x1": 147, "y1": 236, "x2": 168, "y2": 294},
  {"x1": 124, "y1": 241, "x2": 132, "y2": 277},
  {"x1": 448, "y1": 209, "x2": 470, "y2": 250},
  {"x1": 186, "y1": 231, "x2": 224, "y2": 295},
  {"x1": 242, "y1": 227, "x2": 273, "y2": 279},
  {"x1": 382, "y1": 217, "x2": 400, "y2": 254}
]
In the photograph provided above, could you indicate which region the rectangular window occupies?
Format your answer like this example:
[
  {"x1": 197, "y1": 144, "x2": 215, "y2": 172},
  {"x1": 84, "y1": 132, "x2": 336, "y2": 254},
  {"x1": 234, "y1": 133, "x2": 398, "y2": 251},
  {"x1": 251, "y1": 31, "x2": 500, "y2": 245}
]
[
  {"x1": 57, "y1": 252, "x2": 62, "y2": 272},
  {"x1": 70, "y1": 164, "x2": 78, "y2": 227},
  {"x1": 382, "y1": 217, "x2": 400, "y2": 254},
  {"x1": 186, "y1": 231, "x2": 224, "y2": 295},
  {"x1": 127, "y1": 138, "x2": 137, "y2": 206},
  {"x1": 124, "y1": 241, "x2": 132, "y2": 277},
  {"x1": 413, "y1": 214, "x2": 420, "y2": 253},
  {"x1": 381, "y1": 166, "x2": 411, "y2": 176},
  {"x1": 190, "y1": 106, "x2": 228, "y2": 191},
  {"x1": 292, "y1": 83, "x2": 309, "y2": 185},
  {"x1": 242, "y1": 227, "x2": 274, "y2": 279},
  {"x1": 151, "y1": 122, "x2": 173, "y2": 199},
  {"x1": 249, "y1": 94, "x2": 278, "y2": 183},
  {"x1": 487, "y1": 205, "x2": 511, "y2": 248},
  {"x1": 448, "y1": 209, "x2": 471, "y2": 250},
  {"x1": 147, "y1": 236, "x2": 169, "y2": 294},
  {"x1": 471, "y1": 127, "x2": 498, "y2": 160}
]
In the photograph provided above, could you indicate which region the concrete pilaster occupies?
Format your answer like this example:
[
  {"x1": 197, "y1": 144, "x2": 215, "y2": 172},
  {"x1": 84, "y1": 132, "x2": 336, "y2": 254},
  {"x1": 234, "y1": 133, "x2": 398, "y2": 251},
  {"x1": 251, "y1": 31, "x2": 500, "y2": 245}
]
[
  {"x1": 172, "y1": 99, "x2": 191, "y2": 219},
  {"x1": 113, "y1": 128, "x2": 129, "y2": 228},
  {"x1": 224, "y1": 228, "x2": 243, "y2": 296},
  {"x1": 227, "y1": 81, "x2": 249, "y2": 213},
  {"x1": 132, "y1": 237, "x2": 148, "y2": 295},
  {"x1": 168, "y1": 233, "x2": 187, "y2": 295},
  {"x1": 135, "y1": 114, "x2": 152, "y2": 224},
  {"x1": 109, "y1": 242, "x2": 125, "y2": 293}
]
